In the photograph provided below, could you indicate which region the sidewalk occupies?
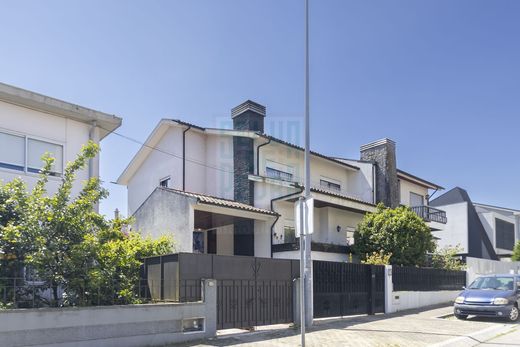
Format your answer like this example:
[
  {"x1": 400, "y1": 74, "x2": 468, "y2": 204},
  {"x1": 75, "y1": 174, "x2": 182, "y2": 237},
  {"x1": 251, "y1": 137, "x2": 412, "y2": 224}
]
[{"x1": 177, "y1": 306, "x2": 517, "y2": 347}]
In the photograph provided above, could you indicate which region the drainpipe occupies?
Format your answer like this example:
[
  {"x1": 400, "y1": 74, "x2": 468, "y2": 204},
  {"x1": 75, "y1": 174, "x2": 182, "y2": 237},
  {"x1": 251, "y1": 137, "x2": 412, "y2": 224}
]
[
  {"x1": 182, "y1": 125, "x2": 192, "y2": 191},
  {"x1": 270, "y1": 184, "x2": 304, "y2": 258},
  {"x1": 88, "y1": 121, "x2": 98, "y2": 180},
  {"x1": 256, "y1": 137, "x2": 271, "y2": 176},
  {"x1": 372, "y1": 163, "x2": 377, "y2": 204}
]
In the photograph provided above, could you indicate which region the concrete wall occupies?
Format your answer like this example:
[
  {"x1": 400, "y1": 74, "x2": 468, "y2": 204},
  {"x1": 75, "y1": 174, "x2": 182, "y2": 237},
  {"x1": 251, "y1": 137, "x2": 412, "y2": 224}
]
[
  {"x1": 384, "y1": 266, "x2": 460, "y2": 314},
  {"x1": 466, "y1": 257, "x2": 520, "y2": 284},
  {"x1": 0, "y1": 100, "x2": 96, "y2": 197},
  {"x1": 0, "y1": 279, "x2": 217, "y2": 347},
  {"x1": 432, "y1": 202, "x2": 469, "y2": 253},
  {"x1": 132, "y1": 188, "x2": 195, "y2": 253}
]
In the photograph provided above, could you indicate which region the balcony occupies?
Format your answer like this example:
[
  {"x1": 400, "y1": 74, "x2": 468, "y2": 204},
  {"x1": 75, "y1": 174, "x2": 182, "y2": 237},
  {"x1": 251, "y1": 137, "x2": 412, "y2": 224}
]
[{"x1": 410, "y1": 205, "x2": 447, "y2": 224}]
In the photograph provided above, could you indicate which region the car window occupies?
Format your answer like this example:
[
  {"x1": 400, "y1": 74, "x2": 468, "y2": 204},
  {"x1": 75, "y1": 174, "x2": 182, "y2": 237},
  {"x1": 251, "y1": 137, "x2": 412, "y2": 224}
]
[{"x1": 468, "y1": 276, "x2": 514, "y2": 290}]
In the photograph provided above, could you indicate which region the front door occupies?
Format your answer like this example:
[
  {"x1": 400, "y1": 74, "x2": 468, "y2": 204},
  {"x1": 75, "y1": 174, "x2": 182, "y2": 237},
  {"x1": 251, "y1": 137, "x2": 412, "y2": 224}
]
[{"x1": 207, "y1": 229, "x2": 217, "y2": 254}]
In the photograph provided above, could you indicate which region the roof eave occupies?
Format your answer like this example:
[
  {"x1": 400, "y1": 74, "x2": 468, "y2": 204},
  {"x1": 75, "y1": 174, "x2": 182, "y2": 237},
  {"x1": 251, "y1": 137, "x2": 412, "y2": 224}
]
[{"x1": 0, "y1": 82, "x2": 122, "y2": 140}]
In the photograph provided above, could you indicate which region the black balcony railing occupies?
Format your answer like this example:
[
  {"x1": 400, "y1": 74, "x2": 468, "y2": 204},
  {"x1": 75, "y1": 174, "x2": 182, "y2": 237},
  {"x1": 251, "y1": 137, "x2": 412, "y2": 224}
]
[{"x1": 411, "y1": 205, "x2": 447, "y2": 224}]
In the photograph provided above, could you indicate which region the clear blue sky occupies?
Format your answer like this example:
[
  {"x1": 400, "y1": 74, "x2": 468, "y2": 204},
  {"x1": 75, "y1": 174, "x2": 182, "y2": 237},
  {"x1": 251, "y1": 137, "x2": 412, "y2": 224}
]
[{"x1": 1, "y1": 0, "x2": 519, "y2": 217}]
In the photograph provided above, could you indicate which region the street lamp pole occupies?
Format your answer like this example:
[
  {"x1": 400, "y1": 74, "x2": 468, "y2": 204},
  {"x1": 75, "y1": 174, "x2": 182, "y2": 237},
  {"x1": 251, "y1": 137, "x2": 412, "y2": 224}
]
[{"x1": 304, "y1": 0, "x2": 313, "y2": 329}]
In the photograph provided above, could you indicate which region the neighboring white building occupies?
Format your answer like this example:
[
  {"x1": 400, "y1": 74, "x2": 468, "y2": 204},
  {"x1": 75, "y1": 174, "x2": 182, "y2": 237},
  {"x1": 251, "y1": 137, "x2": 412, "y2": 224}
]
[
  {"x1": 0, "y1": 82, "x2": 122, "y2": 197},
  {"x1": 431, "y1": 187, "x2": 520, "y2": 261},
  {"x1": 117, "y1": 100, "x2": 446, "y2": 261}
]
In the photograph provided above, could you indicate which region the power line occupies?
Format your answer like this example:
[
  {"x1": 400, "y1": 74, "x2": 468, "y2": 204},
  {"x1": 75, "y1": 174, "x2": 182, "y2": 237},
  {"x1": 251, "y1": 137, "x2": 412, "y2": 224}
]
[{"x1": 99, "y1": 125, "x2": 236, "y2": 175}]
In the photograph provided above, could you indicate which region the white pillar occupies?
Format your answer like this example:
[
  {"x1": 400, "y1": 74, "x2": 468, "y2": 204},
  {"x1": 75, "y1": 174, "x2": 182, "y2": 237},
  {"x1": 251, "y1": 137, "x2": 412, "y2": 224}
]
[{"x1": 384, "y1": 265, "x2": 394, "y2": 314}]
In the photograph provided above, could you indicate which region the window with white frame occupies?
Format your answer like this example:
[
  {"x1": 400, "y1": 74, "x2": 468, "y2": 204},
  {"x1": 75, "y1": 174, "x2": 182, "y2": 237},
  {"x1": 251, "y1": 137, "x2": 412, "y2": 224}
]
[
  {"x1": 320, "y1": 177, "x2": 341, "y2": 192},
  {"x1": 265, "y1": 160, "x2": 294, "y2": 182},
  {"x1": 0, "y1": 131, "x2": 63, "y2": 176},
  {"x1": 0, "y1": 131, "x2": 25, "y2": 171}
]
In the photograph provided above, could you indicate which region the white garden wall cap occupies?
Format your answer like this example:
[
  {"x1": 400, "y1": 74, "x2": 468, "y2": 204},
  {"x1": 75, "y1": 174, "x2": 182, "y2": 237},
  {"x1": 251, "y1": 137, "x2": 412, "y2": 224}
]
[
  {"x1": 0, "y1": 81, "x2": 122, "y2": 140},
  {"x1": 160, "y1": 187, "x2": 279, "y2": 216}
]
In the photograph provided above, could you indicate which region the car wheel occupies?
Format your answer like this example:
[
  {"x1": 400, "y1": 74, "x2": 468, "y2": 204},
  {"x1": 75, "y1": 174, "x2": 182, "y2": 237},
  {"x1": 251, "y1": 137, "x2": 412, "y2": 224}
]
[
  {"x1": 508, "y1": 306, "x2": 519, "y2": 322},
  {"x1": 455, "y1": 314, "x2": 468, "y2": 320}
]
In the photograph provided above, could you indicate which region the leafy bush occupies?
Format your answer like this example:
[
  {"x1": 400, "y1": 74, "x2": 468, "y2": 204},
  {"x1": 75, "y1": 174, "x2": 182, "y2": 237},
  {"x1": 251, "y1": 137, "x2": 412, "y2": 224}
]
[
  {"x1": 512, "y1": 242, "x2": 520, "y2": 262},
  {"x1": 431, "y1": 245, "x2": 465, "y2": 271},
  {"x1": 0, "y1": 141, "x2": 174, "y2": 307},
  {"x1": 354, "y1": 204, "x2": 435, "y2": 266},
  {"x1": 361, "y1": 250, "x2": 392, "y2": 265}
]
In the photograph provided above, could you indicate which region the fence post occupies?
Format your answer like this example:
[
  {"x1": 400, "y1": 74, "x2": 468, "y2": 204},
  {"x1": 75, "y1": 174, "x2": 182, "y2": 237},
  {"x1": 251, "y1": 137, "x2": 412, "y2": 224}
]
[
  {"x1": 368, "y1": 266, "x2": 376, "y2": 315},
  {"x1": 384, "y1": 265, "x2": 393, "y2": 314},
  {"x1": 293, "y1": 278, "x2": 301, "y2": 326}
]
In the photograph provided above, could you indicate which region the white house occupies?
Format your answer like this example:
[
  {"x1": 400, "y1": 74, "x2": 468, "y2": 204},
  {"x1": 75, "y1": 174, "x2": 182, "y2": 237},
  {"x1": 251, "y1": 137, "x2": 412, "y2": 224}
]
[
  {"x1": 117, "y1": 100, "x2": 446, "y2": 261},
  {"x1": 430, "y1": 187, "x2": 520, "y2": 261},
  {"x1": 0, "y1": 82, "x2": 122, "y2": 197}
]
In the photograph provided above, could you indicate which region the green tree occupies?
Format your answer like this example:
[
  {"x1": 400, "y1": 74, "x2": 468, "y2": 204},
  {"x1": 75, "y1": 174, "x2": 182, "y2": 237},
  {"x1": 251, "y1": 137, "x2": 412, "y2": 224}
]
[
  {"x1": 354, "y1": 204, "x2": 435, "y2": 266},
  {"x1": 512, "y1": 242, "x2": 520, "y2": 261},
  {"x1": 431, "y1": 245, "x2": 465, "y2": 271},
  {"x1": 0, "y1": 141, "x2": 174, "y2": 306}
]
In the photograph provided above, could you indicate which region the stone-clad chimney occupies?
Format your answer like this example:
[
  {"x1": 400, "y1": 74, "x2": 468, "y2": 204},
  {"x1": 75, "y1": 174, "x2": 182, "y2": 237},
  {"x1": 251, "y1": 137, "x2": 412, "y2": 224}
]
[
  {"x1": 360, "y1": 138, "x2": 399, "y2": 208},
  {"x1": 231, "y1": 100, "x2": 266, "y2": 133},
  {"x1": 231, "y1": 100, "x2": 266, "y2": 256}
]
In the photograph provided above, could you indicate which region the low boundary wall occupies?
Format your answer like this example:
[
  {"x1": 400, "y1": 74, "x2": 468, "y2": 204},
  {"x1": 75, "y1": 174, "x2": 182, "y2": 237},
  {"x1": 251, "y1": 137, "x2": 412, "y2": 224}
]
[
  {"x1": 466, "y1": 257, "x2": 520, "y2": 284},
  {"x1": 0, "y1": 279, "x2": 217, "y2": 347},
  {"x1": 385, "y1": 266, "x2": 463, "y2": 313}
]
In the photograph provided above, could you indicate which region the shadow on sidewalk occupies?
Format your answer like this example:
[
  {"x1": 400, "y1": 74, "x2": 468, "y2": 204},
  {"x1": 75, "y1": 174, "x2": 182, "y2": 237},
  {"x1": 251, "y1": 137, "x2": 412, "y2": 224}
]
[{"x1": 176, "y1": 304, "x2": 476, "y2": 346}]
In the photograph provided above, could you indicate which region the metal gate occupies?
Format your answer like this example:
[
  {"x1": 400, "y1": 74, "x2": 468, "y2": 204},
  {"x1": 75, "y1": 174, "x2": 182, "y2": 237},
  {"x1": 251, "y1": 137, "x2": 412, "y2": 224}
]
[
  {"x1": 143, "y1": 253, "x2": 298, "y2": 329},
  {"x1": 313, "y1": 261, "x2": 385, "y2": 318}
]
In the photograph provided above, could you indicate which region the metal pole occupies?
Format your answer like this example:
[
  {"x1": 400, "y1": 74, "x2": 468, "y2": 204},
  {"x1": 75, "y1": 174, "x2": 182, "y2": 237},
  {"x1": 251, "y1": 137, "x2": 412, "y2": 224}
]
[
  {"x1": 299, "y1": 197, "x2": 306, "y2": 347},
  {"x1": 304, "y1": 0, "x2": 313, "y2": 327}
]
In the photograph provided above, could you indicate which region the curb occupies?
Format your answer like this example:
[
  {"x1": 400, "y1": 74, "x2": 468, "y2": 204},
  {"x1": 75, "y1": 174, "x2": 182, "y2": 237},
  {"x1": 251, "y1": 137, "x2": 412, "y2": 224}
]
[{"x1": 430, "y1": 323, "x2": 516, "y2": 347}]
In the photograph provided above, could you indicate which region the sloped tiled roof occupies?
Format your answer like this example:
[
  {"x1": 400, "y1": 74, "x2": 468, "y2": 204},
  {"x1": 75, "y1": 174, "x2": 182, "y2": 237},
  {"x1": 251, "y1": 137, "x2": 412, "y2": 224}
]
[
  {"x1": 310, "y1": 187, "x2": 376, "y2": 207},
  {"x1": 161, "y1": 187, "x2": 279, "y2": 216}
]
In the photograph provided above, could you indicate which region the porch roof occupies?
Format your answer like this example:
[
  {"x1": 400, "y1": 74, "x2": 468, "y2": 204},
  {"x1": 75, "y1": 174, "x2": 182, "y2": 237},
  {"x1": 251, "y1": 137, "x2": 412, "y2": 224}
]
[{"x1": 161, "y1": 188, "x2": 279, "y2": 217}]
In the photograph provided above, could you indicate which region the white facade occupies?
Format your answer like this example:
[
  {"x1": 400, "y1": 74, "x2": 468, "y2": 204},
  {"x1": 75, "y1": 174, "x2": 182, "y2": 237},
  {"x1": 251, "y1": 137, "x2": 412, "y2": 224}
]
[
  {"x1": 119, "y1": 111, "x2": 444, "y2": 262},
  {"x1": 432, "y1": 202, "x2": 470, "y2": 253},
  {"x1": 0, "y1": 82, "x2": 122, "y2": 197}
]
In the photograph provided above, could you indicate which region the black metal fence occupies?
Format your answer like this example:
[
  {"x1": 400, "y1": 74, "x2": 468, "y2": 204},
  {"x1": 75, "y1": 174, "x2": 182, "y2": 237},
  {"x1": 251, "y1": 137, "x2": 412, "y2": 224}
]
[
  {"x1": 142, "y1": 253, "x2": 298, "y2": 329},
  {"x1": 392, "y1": 266, "x2": 466, "y2": 291},
  {"x1": 0, "y1": 276, "x2": 201, "y2": 309}
]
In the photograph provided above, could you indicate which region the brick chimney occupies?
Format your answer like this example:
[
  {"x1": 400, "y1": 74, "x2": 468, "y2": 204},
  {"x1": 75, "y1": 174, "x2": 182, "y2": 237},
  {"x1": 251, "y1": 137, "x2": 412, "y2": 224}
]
[{"x1": 360, "y1": 138, "x2": 399, "y2": 208}]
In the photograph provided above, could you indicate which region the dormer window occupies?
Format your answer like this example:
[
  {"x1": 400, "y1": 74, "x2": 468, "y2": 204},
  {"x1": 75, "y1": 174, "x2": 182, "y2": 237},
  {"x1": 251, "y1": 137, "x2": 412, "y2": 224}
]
[
  {"x1": 159, "y1": 176, "x2": 171, "y2": 188},
  {"x1": 320, "y1": 178, "x2": 341, "y2": 192}
]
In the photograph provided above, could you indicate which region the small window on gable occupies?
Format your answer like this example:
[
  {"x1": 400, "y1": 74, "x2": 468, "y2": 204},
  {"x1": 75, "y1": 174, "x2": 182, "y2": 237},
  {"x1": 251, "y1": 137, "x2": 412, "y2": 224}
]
[
  {"x1": 159, "y1": 176, "x2": 171, "y2": 188},
  {"x1": 320, "y1": 178, "x2": 341, "y2": 192}
]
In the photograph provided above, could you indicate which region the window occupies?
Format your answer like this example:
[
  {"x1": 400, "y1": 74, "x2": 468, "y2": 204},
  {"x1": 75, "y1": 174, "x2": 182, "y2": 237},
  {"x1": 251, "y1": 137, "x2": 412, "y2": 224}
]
[
  {"x1": 320, "y1": 178, "x2": 341, "y2": 192},
  {"x1": 27, "y1": 138, "x2": 63, "y2": 176},
  {"x1": 410, "y1": 192, "x2": 424, "y2": 207},
  {"x1": 265, "y1": 160, "x2": 294, "y2": 182},
  {"x1": 0, "y1": 132, "x2": 25, "y2": 171},
  {"x1": 159, "y1": 176, "x2": 171, "y2": 188},
  {"x1": 283, "y1": 219, "x2": 296, "y2": 243},
  {"x1": 496, "y1": 219, "x2": 515, "y2": 251},
  {"x1": 0, "y1": 131, "x2": 63, "y2": 176}
]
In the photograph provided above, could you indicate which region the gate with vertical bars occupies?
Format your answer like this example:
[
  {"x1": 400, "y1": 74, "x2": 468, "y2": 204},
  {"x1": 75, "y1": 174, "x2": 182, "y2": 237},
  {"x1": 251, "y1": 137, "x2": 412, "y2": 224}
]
[{"x1": 313, "y1": 260, "x2": 385, "y2": 317}]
